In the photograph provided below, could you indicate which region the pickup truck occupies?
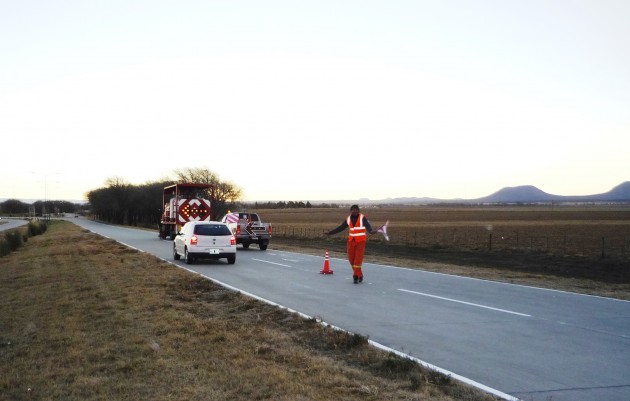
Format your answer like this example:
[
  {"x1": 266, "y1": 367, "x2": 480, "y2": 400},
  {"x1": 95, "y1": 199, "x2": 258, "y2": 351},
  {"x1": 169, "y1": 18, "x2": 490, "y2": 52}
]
[{"x1": 220, "y1": 212, "x2": 272, "y2": 250}]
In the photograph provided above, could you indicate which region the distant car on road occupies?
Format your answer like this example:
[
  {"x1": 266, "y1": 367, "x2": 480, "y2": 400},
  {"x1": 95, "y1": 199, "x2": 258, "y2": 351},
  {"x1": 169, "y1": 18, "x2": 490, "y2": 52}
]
[{"x1": 173, "y1": 221, "x2": 236, "y2": 265}]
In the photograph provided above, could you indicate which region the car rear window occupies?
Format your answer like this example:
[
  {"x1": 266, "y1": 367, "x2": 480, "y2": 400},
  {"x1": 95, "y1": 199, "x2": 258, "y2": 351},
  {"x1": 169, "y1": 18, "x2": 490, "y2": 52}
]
[{"x1": 194, "y1": 225, "x2": 231, "y2": 236}]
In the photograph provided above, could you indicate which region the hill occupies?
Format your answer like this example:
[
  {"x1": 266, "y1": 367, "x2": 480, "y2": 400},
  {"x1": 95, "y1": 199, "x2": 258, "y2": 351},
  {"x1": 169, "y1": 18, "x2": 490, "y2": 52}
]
[
  {"x1": 476, "y1": 185, "x2": 557, "y2": 203},
  {"x1": 590, "y1": 181, "x2": 630, "y2": 201},
  {"x1": 370, "y1": 181, "x2": 630, "y2": 205}
]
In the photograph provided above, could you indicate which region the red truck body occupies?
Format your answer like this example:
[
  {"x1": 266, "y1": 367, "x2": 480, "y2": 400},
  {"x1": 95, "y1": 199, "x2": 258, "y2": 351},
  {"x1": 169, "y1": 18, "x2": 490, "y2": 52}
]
[{"x1": 159, "y1": 183, "x2": 212, "y2": 240}]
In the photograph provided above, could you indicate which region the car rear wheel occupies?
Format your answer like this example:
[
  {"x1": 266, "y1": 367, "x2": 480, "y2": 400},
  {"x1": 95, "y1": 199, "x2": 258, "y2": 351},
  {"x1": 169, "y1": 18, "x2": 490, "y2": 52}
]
[
  {"x1": 185, "y1": 248, "x2": 193, "y2": 264},
  {"x1": 227, "y1": 255, "x2": 236, "y2": 264},
  {"x1": 173, "y1": 243, "x2": 180, "y2": 260}
]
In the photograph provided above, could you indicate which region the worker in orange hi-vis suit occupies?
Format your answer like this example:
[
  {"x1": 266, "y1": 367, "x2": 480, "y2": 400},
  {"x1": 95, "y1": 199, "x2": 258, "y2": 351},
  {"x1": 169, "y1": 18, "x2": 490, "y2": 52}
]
[{"x1": 325, "y1": 205, "x2": 378, "y2": 284}]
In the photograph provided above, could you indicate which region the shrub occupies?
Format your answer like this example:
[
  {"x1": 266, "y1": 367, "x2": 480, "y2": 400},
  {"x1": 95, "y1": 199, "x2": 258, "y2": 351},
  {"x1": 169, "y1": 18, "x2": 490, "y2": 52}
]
[
  {"x1": 27, "y1": 220, "x2": 47, "y2": 236},
  {"x1": 5, "y1": 230, "x2": 23, "y2": 251},
  {"x1": 375, "y1": 354, "x2": 417, "y2": 376},
  {"x1": 0, "y1": 238, "x2": 9, "y2": 257}
]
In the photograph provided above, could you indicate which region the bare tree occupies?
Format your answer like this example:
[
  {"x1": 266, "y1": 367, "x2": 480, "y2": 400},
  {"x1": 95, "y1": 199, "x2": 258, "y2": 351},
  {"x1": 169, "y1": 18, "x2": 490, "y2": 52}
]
[
  {"x1": 104, "y1": 176, "x2": 131, "y2": 224},
  {"x1": 173, "y1": 167, "x2": 242, "y2": 219}
]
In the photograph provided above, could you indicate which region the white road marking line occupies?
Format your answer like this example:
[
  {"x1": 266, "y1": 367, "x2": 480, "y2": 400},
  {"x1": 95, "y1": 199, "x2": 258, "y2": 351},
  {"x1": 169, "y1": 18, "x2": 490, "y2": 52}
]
[
  {"x1": 398, "y1": 289, "x2": 532, "y2": 317},
  {"x1": 252, "y1": 258, "x2": 292, "y2": 267}
]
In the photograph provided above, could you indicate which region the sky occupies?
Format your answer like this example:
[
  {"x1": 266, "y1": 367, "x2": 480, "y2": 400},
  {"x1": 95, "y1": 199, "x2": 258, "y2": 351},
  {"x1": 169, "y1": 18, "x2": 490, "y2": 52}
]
[{"x1": 1, "y1": 1, "x2": 628, "y2": 202}]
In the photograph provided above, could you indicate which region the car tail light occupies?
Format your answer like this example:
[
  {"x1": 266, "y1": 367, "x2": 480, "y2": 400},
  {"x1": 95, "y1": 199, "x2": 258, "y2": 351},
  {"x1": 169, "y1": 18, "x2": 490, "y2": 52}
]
[
  {"x1": 230, "y1": 235, "x2": 236, "y2": 245},
  {"x1": 191, "y1": 235, "x2": 198, "y2": 245},
  {"x1": 236, "y1": 225, "x2": 241, "y2": 235},
  {"x1": 268, "y1": 224, "x2": 272, "y2": 234}
]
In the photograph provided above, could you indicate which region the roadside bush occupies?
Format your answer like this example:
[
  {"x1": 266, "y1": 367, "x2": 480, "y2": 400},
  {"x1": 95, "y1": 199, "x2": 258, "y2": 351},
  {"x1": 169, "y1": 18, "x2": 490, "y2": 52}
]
[
  {"x1": 0, "y1": 238, "x2": 9, "y2": 257},
  {"x1": 27, "y1": 220, "x2": 47, "y2": 236},
  {"x1": 5, "y1": 230, "x2": 23, "y2": 251},
  {"x1": 0, "y1": 221, "x2": 50, "y2": 258}
]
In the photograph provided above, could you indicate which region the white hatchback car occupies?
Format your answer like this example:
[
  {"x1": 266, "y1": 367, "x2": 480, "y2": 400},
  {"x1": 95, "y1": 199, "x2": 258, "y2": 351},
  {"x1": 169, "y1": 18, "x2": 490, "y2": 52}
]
[{"x1": 173, "y1": 221, "x2": 236, "y2": 265}]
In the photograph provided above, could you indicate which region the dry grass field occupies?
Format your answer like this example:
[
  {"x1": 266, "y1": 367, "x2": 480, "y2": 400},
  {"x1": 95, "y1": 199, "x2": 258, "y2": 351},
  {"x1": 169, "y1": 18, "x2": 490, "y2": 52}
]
[
  {"x1": 262, "y1": 205, "x2": 630, "y2": 300},
  {"x1": 0, "y1": 221, "x2": 498, "y2": 401}
]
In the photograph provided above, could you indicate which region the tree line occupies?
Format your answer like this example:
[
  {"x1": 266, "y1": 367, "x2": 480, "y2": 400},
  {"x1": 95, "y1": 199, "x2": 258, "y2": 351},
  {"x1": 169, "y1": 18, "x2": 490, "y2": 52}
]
[
  {"x1": 86, "y1": 168, "x2": 242, "y2": 227},
  {"x1": 1, "y1": 167, "x2": 338, "y2": 227},
  {"x1": 86, "y1": 169, "x2": 338, "y2": 228},
  {"x1": 246, "y1": 201, "x2": 342, "y2": 209},
  {"x1": 0, "y1": 199, "x2": 84, "y2": 216}
]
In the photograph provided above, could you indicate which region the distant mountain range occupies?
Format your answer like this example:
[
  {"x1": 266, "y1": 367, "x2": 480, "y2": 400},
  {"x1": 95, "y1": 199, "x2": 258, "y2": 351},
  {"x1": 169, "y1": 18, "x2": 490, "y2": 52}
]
[
  {"x1": 374, "y1": 181, "x2": 630, "y2": 205},
  {"x1": 4, "y1": 182, "x2": 630, "y2": 206}
]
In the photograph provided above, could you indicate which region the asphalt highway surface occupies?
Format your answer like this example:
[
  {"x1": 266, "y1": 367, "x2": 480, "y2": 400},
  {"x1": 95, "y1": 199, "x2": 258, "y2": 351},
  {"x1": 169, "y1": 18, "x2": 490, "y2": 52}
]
[
  {"x1": 0, "y1": 217, "x2": 29, "y2": 231},
  {"x1": 16, "y1": 218, "x2": 630, "y2": 401}
]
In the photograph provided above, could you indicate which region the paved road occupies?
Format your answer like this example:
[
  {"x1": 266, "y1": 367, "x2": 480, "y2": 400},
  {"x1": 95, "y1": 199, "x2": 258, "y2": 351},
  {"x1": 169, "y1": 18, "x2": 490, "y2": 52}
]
[
  {"x1": 0, "y1": 218, "x2": 29, "y2": 232},
  {"x1": 70, "y1": 218, "x2": 630, "y2": 401}
]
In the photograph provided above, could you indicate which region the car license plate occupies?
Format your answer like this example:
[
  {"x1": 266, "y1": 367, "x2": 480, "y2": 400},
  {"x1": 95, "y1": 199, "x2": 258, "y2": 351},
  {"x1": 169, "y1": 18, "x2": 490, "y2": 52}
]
[{"x1": 208, "y1": 249, "x2": 219, "y2": 254}]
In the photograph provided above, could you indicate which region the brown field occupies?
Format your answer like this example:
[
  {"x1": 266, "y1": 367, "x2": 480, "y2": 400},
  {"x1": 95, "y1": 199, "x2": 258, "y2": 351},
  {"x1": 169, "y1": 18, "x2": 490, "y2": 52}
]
[
  {"x1": 260, "y1": 205, "x2": 630, "y2": 300},
  {"x1": 264, "y1": 205, "x2": 630, "y2": 257}
]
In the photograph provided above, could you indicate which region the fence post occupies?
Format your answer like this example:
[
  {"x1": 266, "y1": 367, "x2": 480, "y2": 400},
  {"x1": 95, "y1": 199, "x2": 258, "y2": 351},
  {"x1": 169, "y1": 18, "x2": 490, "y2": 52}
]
[
  {"x1": 563, "y1": 234, "x2": 567, "y2": 255},
  {"x1": 546, "y1": 236, "x2": 549, "y2": 251}
]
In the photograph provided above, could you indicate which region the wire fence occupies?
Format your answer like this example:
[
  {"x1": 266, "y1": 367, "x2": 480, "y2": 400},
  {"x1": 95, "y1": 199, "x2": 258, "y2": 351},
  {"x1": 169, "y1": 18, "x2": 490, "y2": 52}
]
[{"x1": 273, "y1": 225, "x2": 630, "y2": 260}]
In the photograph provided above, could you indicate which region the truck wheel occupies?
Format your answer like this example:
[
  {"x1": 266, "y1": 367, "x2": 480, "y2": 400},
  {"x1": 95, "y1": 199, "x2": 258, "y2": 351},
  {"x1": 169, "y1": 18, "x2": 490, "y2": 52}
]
[
  {"x1": 242, "y1": 243, "x2": 250, "y2": 249},
  {"x1": 185, "y1": 248, "x2": 193, "y2": 264},
  {"x1": 259, "y1": 243, "x2": 268, "y2": 251},
  {"x1": 173, "y1": 243, "x2": 180, "y2": 260},
  {"x1": 227, "y1": 255, "x2": 236, "y2": 264}
]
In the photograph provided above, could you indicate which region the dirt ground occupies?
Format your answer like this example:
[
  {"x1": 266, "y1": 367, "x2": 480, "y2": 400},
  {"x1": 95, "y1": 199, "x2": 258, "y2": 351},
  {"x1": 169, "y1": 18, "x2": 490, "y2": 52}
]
[{"x1": 270, "y1": 237, "x2": 630, "y2": 301}]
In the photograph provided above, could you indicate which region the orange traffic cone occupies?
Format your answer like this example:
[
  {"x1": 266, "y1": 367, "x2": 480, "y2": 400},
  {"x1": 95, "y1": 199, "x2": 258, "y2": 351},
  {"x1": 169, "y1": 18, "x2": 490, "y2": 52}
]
[{"x1": 320, "y1": 249, "x2": 334, "y2": 274}]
